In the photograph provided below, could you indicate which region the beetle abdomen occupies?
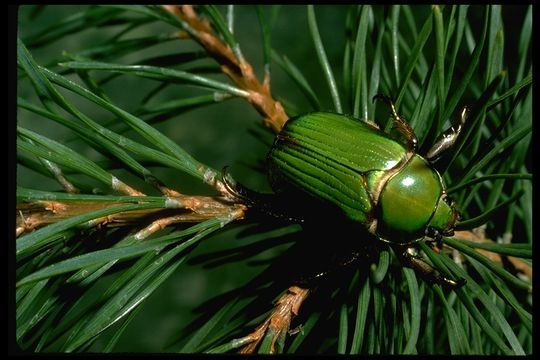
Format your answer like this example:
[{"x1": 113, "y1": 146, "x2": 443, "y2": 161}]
[{"x1": 267, "y1": 112, "x2": 408, "y2": 224}]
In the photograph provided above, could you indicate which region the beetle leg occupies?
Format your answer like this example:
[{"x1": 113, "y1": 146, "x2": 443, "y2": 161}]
[
  {"x1": 424, "y1": 231, "x2": 444, "y2": 250},
  {"x1": 221, "y1": 166, "x2": 305, "y2": 223},
  {"x1": 399, "y1": 248, "x2": 466, "y2": 289},
  {"x1": 221, "y1": 166, "x2": 275, "y2": 208},
  {"x1": 425, "y1": 106, "x2": 469, "y2": 162},
  {"x1": 221, "y1": 166, "x2": 255, "y2": 205},
  {"x1": 425, "y1": 238, "x2": 443, "y2": 252},
  {"x1": 373, "y1": 94, "x2": 418, "y2": 151}
]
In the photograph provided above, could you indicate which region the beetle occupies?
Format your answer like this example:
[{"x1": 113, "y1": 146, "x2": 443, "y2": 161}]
[{"x1": 223, "y1": 95, "x2": 467, "y2": 288}]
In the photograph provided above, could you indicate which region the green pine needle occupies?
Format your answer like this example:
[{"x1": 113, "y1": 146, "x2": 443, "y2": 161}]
[{"x1": 16, "y1": 5, "x2": 531, "y2": 354}]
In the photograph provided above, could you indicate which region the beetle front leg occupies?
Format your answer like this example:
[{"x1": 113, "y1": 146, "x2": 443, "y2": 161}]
[
  {"x1": 221, "y1": 167, "x2": 304, "y2": 223},
  {"x1": 425, "y1": 106, "x2": 469, "y2": 162},
  {"x1": 399, "y1": 248, "x2": 465, "y2": 289},
  {"x1": 373, "y1": 94, "x2": 418, "y2": 151}
]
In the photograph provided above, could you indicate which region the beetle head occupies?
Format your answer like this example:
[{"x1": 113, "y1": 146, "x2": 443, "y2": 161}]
[{"x1": 425, "y1": 194, "x2": 459, "y2": 240}]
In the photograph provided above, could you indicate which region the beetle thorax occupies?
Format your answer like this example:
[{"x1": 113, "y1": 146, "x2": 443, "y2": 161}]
[{"x1": 375, "y1": 155, "x2": 450, "y2": 244}]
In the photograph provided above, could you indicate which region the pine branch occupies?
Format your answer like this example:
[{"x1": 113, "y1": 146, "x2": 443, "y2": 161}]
[
  {"x1": 206, "y1": 286, "x2": 310, "y2": 354},
  {"x1": 16, "y1": 5, "x2": 532, "y2": 354},
  {"x1": 16, "y1": 192, "x2": 246, "y2": 238},
  {"x1": 162, "y1": 5, "x2": 289, "y2": 133}
]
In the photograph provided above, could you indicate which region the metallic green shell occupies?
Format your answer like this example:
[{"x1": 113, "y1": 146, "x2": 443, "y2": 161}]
[
  {"x1": 378, "y1": 155, "x2": 443, "y2": 241},
  {"x1": 267, "y1": 112, "x2": 408, "y2": 224}
]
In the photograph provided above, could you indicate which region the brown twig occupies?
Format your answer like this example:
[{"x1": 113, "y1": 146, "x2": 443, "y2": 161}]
[
  {"x1": 162, "y1": 5, "x2": 289, "y2": 133},
  {"x1": 454, "y1": 228, "x2": 532, "y2": 280},
  {"x1": 238, "y1": 286, "x2": 310, "y2": 354},
  {"x1": 111, "y1": 175, "x2": 146, "y2": 196},
  {"x1": 16, "y1": 196, "x2": 246, "y2": 237}
]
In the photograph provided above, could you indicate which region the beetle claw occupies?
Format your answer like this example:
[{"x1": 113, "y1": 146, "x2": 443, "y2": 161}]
[
  {"x1": 441, "y1": 276, "x2": 467, "y2": 289},
  {"x1": 220, "y1": 166, "x2": 305, "y2": 223},
  {"x1": 425, "y1": 235, "x2": 443, "y2": 251},
  {"x1": 220, "y1": 166, "x2": 240, "y2": 199},
  {"x1": 425, "y1": 106, "x2": 469, "y2": 162},
  {"x1": 372, "y1": 93, "x2": 418, "y2": 151},
  {"x1": 220, "y1": 167, "x2": 259, "y2": 204}
]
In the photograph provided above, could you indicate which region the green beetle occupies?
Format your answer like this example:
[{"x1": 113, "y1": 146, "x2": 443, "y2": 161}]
[{"x1": 225, "y1": 95, "x2": 467, "y2": 287}]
